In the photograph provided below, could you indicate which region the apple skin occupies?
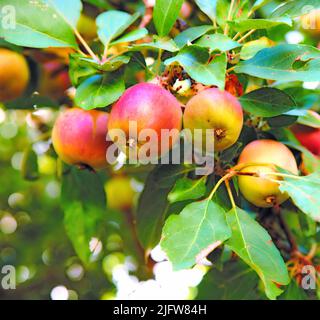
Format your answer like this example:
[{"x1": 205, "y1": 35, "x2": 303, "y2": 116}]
[
  {"x1": 105, "y1": 176, "x2": 136, "y2": 211},
  {"x1": 52, "y1": 108, "x2": 112, "y2": 170},
  {"x1": 237, "y1": 140, "x2": 299, "y2": 208},
  {"x1": 291, "y1": 125, "x2": 320, "y2": 156},
  {"x1": 39, "y1": 61, "x2": 71, "y2": 100},
  {"x1": 291, "y1": 112, "x2": 320, "y2": 156},
  {"x1": 0, "y1": 48, "x2": 30, "y2": 102},
  {"x1": 183, "y1": 88, "x2": 243, "y2": 152},
  {"x1": 108, "y1": 83, "x2": 183, "y2": 160},
  {"x1": 301, "y1": 9, "x2": 320, "y2": 37}
]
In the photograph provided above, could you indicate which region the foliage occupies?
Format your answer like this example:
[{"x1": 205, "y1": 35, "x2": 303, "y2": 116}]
[{"x1": 0, "y1": 0, "x2": 320, "y2": 300}]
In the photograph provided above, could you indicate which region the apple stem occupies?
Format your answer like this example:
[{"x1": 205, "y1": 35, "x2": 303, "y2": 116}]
[
  {"x1": 74, "y1": 28, "x2": 100, "y2": 62},
  {"x1": 208, "y1": 172, "x2": 235, "y2": 200},
  {"x1": 225, "y1": 179, "x2": 237, "y2": 209}
]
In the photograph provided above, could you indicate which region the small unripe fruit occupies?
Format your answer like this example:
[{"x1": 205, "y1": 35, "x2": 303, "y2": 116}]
[
  {"x1": 237, "y1": 140, "x2": 299, "y2": 208},
  {"x1": 52, "y1": 108, "x2": 111, "y2": 170},
  {"x1": 108, "y1": 83, "x2": 183, "y2": 160},
  {"x1": 291, "y1": 111, "x2": 320, "y2": 156},
  {"x1": 183, "y1": 88, "x2": 243, "y2": 152},
  {"x1": 77, "y1": 14, "x2": 97, "y2": 41},
  {"x1": 105, "y1": 176, "x2": 136, "y2": 211},
  {"x1": 0, "y1": 48, "x2": 30, "y2": 102}
]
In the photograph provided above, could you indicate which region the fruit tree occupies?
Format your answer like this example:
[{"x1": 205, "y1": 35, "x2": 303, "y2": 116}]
[{"x1": 0, "y1": 0, "x2": 320, "y2": 301}]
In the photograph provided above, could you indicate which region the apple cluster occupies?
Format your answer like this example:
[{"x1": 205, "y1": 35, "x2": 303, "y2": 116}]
[{"x1": 1, "y1": 48, "x2": 316, "y2": 209}]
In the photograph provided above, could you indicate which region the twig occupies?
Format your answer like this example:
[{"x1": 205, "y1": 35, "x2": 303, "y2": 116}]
[
  {"x1": 274, "y1": 206, "x2": 298, "y2": 252},
  {"x1": 124, "y1": 209, "x2": 148, "y2": 267},
  {"x1": 225, "y1": 179, "x2": 236, "y2": 208},
  {"x1": 224, "y1": 0, "x2": 236, "y2": 35},
  {"x1": 74, "y1": 28, "x2": 100, "y2": 62},
  {"x1": 238, "y1": 29, "x2": 256, "y2": 43},
  {"x1": 227, "y1": 66, "x2": 236, "y2": 73},
  {"x1": 139, "y1": 0, "x2": 154, "y2": 28}
]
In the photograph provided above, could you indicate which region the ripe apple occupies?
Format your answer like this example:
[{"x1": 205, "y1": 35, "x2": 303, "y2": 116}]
[
  {"x1": 0, "y1": 48, "x2": 30, "y2": 102},
  {"x1": 237, "y1": 139, "x2": 299, "y2": 208},
  {"x1": 301, "y1": 9, "x2": 320, "y2": 37},
  {"x1": 39, "y1": 61, "x2": 71, "y2": 101},
  {"x1": 291, "y1": 111, "x2": 320, "y2": 156},
  {"x1": 105, "y1": 176, "x2": 136, "y2": 211},
  {"x1": 183, "y1": 88, "x2": 243, "y2": 152},
  {"x1": 108, "y1": 83, "x2": 183, "y2": 161},
  {"x1": 52, "y1": 108, "x2": 112, "y2": 170}
]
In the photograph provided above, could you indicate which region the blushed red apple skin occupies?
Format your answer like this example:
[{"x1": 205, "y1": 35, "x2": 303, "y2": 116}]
[
  {"x1": 291, "y1": 124, "x2": 320, "y2": 156},
  {"x1": 52, "y1": 108, "x2": 111, "y2": 169},
  {"x1": 238, "y1": 140, "x2": 299, "y2": 208},
  {"x1": 183, "y1": 88, "x2": 244, "y2": 152},
  {"x1": 108, "y1": 83, "x2": 183, "y2": 158}
]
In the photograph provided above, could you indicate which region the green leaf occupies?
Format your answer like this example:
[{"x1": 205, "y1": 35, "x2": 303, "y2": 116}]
[
  {"x1": 196, "y1": 33, "x2": 242, "y2": 52},
  {"x1": 271, "y1": 0, "x2": 320, "y2": 18},
  {"x1": 21, "y1": 148, "x2": 39, "y2": 181},
  {"x1": 297, "y1": 111, "x2": 320, "y2": 128},
  {"x1": 235, "y1": 44, "x2": 320, "y2": 82},
  {"x1": 174, "y1": 25, "x2": 214, "y2": 49},
  {"x1": 240, "y1": 37, "x2": 274, "y2": 60},
  {"x1": 131, "y1": 36, "x2": 179, "y2": 52},
  {"x1": 225, "y1": 207, "x2": 290, "y2": 300},
  {"x1": 75, "y1": 72, "x2": 125, "y2": 110},
  {"x1": 46, "y1": 0, "x2": 82, "y2": 28},
  {"x1": 69, "y1": 54, "x2": 130, "y2": 86},
  {"x1": 0, "y1": 0, "x2": 79, "y2": 48},
  {"x1": 194, "y1": 0, "x2": 218, "y2": 22},
  {"x1": 279, "y1": 281, "x2": 308, "y2": 300},
  {"x1": 239, "y1": 88, "x2": 297, "y2": 117},
  {"x1": 137, "y1": 165, "x2": 185, "y2": 249},
  {"x1": 277, "y1": 172, "x2": 320, "y2": 222},
  {"x1": 153, "y1": 0, "x2": 184, "y2": 37},
  {"x1": 164, "y1": 46, "x2": 227, "y2": 88},
  {"x1": 96, "y1": 10, "x2": 140, "y2": 46},
  {"x1": 168, "y1": 177, "x2": 207, "y2": 203},
  {"x1": 110, "y1": 28, "x2": 148, "y2": 46},
  {"x1": 161, "y1": 200, "x2": 231, "y2": 270},
  {"x1": 4, "y1": 95, "x2": 59, "y2": 110},
  {"x1": 252, "y1": 0, "x2": 274, "y2": 12},
  {"x1": 61, "y1": 168, "x2": 106, "y2": 264},
  {"x1": 197, "y1": 260, "x2": 260, "y2": 300},
  {"x1": 228, "y1": 17, "x2": 292, "y2": 33}
]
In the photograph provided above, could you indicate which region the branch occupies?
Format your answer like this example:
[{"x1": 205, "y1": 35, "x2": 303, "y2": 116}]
[
  {"x1": 273, "y1": 206, "x2": 298, "y2": 253},
  {"x1": 139, "y1": 0, "x2": 154, "y2": 28}
]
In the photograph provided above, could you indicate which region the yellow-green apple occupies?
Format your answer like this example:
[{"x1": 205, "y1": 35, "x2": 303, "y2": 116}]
[
  {"x1": 183, "y1": 88, "x2": 243, "y2": 152},
  {"x1": 237, "y1": 139, "x2": 299, "y2": 208}
]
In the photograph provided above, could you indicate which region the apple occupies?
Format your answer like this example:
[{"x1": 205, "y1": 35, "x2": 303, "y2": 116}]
[
  {"x1": 52, "y1": 108, "x2": 112, "y2": 170},
  {"x1": 291, "y1": 111, "x2": 320, "y2": 156},
  {"x1": 108, "y1": 83, "x2": 183, "y2": 161},
  {"x1": 105, "y1": 176, "x2": 136, "y2": 211},
  {"x1": 0, "y1": 48, "x2": 30, "y2": 102},
  {"x1": 237, "y1": 139, "x2": 299, "y2": 208},
  {"x1": 183, "y1": 88, "x2": 243, "y2": 152}
]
